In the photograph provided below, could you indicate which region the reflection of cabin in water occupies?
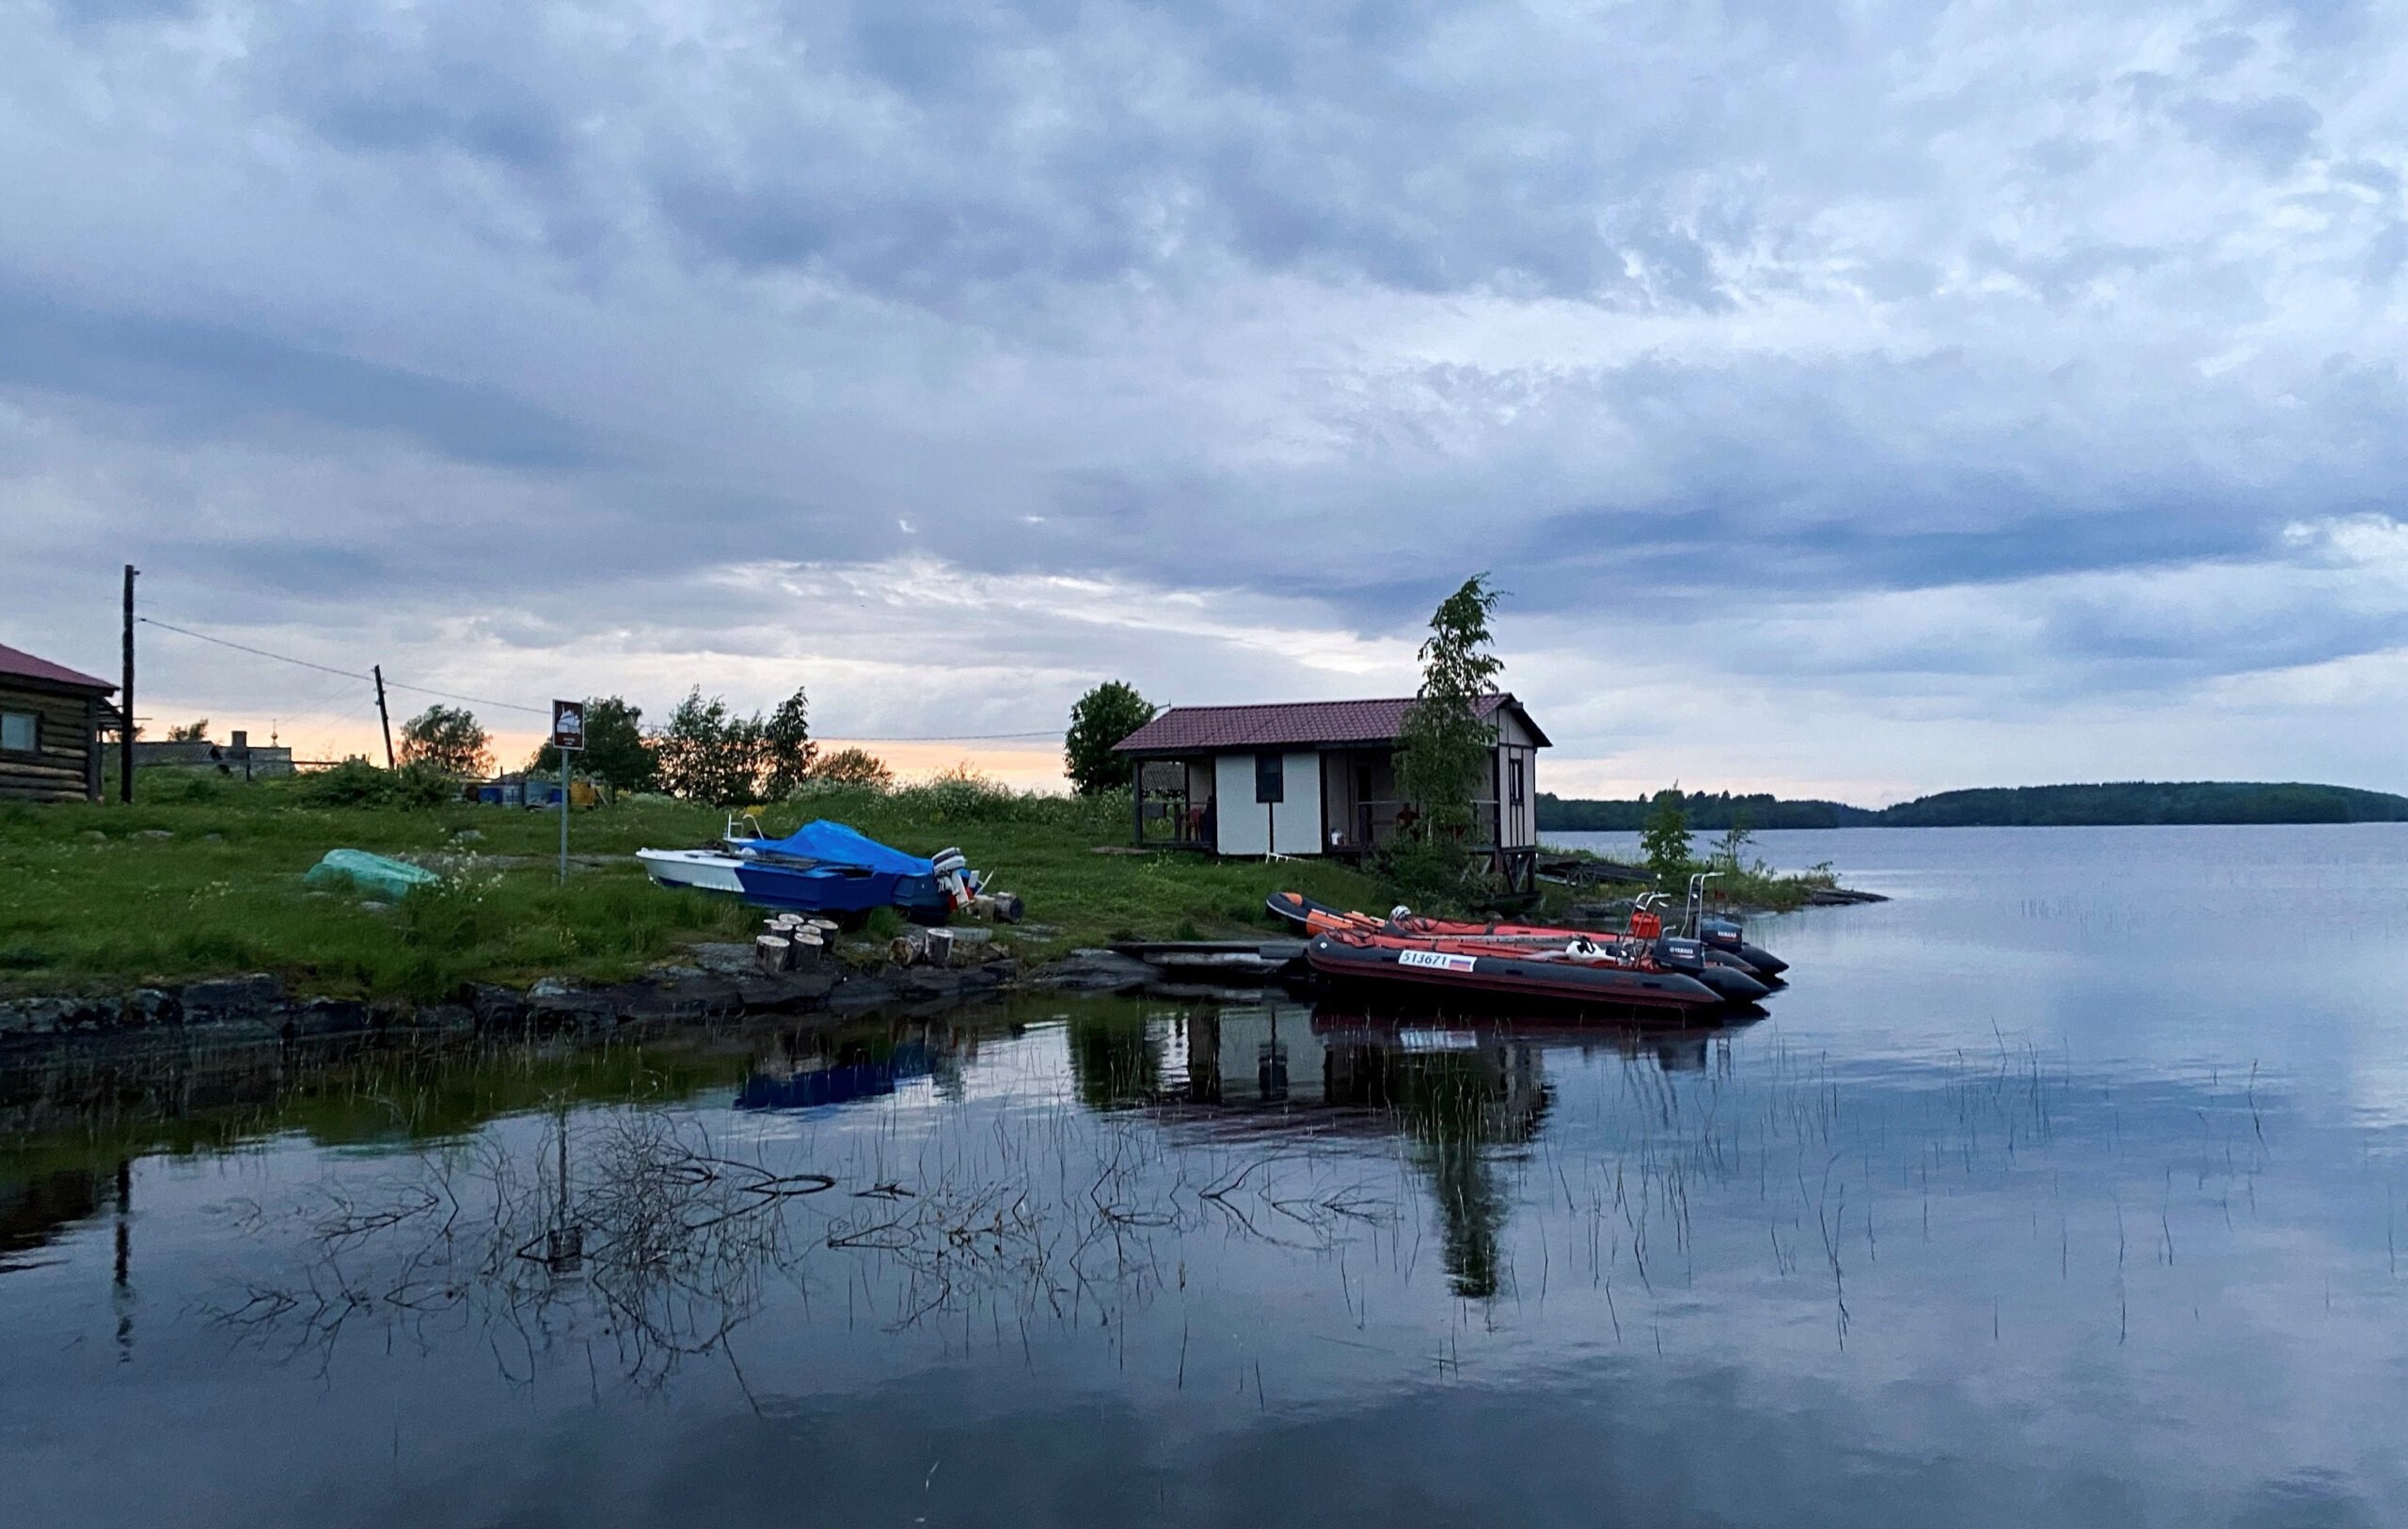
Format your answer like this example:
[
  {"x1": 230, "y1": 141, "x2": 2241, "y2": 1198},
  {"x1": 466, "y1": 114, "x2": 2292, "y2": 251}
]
[
  {"x1": 1110, "y1": 694, "x2": 1548, "y2": 886},
  {"x1": 1164, "y1": 1005, "x2": 1546, "y2": 1129}
]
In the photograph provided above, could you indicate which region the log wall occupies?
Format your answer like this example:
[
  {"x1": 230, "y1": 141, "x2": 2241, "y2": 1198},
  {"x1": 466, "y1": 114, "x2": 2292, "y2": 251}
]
[{"x1": 0, "y1": 680, "x2": 104, "y2": 803}]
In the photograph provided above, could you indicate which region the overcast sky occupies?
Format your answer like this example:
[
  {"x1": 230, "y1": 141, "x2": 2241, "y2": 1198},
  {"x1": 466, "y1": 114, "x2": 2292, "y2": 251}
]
[{"x1": 6, "y1": 0, "x2": 2405, "y2": 799}]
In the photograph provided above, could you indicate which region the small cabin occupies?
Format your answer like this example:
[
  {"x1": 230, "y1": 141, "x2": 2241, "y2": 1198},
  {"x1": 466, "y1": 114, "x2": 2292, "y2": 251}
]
[
  {"x1": 0, "y1": 642, "x2": 116, "y2": 804},
  {"x1": 1110, "y1": 693, "x2": 1548, "y2": 883}
]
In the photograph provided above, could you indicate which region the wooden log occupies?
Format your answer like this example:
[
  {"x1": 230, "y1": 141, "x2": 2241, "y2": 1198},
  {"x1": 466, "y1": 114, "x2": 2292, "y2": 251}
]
[{"x1": 754, "y1": 935, "x2": 793, "y2": 973}]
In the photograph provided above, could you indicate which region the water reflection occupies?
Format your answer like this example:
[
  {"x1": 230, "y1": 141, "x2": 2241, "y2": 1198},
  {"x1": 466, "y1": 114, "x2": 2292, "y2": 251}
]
[{"x1": 9, "y1": 869, "x2": 2408, "y2": 1529}]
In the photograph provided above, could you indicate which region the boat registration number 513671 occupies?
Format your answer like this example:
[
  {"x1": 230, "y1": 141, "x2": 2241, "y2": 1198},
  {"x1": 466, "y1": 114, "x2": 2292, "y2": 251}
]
[{"x1": 1397, "y1": 949, "x2": 1478, "y2": 973}]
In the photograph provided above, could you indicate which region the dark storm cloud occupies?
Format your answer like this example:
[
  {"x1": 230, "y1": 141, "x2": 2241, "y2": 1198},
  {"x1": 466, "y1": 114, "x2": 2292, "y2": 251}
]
[{"x1": 0, "y1": 292, "x2": 601, "y2": 469}]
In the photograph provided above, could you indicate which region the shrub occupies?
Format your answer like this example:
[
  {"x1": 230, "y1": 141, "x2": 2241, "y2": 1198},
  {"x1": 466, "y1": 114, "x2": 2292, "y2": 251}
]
[
  {"x1": 1377, "y1": 836, "x2": 1481, "y2": 916},
  {"x1": 284, "y1": 759, "x2": 461, "y2": 809},
  {"x1": 811, "y1": 747, "x2": 895, "y2": 789}
]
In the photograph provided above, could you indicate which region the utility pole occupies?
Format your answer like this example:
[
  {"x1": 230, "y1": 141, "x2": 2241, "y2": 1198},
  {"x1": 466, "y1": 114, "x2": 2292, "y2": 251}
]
[
  {"x1": 372, "y1": 665, "x2": 395, "y2": 770},
  {"x1": 119, "y1": 564, "x2": 137, "y2": 804}
]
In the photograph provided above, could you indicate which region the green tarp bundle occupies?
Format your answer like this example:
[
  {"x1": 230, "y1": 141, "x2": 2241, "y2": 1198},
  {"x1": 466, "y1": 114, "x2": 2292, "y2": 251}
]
[{"x1": 304, "y1": 849, "x2": 442, "y2": 900}]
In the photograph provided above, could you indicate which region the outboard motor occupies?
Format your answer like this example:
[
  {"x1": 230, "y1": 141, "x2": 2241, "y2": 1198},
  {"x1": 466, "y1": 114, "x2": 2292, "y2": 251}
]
[
  {"x1": 1653, "y1": 934, "x2": 1768, "y2": 1004},
  {"x1": 1699, "y1": 916, "x2": 1788, "y2": 979}
]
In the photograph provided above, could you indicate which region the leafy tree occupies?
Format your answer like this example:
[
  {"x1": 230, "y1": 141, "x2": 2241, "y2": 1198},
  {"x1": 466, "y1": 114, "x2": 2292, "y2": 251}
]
[
  {"x1": 761, "y1": 686, "x2": 818, "y2": 798},
  {"x1": 652, "y1": 690, "x2": 764, "y2": 805},
  {"x1": 1394, "y1": 575, "x2": 1504, "y2": 840},
  {"x1": 398, "y1": 704, "x2": 491, "y2": 777},
  {"x1": 1640, "y1": 787, "x2": 1694, "y2": 884},
  {"x1": 1063, "y1": 681, "x2": 1157, "y2": 796},
  {"x1": 530, "y1": 696, "x2": 657, "y2": 790},
  {"x1": 812, "y1": 746, "x2": 895, "y2": 788},
  {"x1": 1710, "y1": 810, "x2": 1755, "y2": 870},
  {"x1": 166, "y1": 719, "x2": 211, "y2": 742}
]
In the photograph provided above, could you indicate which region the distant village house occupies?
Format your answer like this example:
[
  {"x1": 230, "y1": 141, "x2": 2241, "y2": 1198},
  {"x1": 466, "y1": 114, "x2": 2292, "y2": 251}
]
[
  {"x1": 110, "y1": 732, "x2": 296, "y2": 780},
  {"x1": 0, "y1": 643, "x2": 116, "y2": 804},
  {"x1": 1110, "y1": 693, "x2": 1547, "y2": 884}
]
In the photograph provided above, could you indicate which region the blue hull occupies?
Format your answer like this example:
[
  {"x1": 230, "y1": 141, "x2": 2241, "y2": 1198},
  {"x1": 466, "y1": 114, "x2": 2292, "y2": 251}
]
[{"x1": 731, "y1": 862, "x2": 949, "y2": 920}]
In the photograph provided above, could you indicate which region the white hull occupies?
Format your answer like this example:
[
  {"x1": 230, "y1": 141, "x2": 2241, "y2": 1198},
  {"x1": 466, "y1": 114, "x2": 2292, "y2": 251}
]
[{"x1": 636, "y1": 848, "x2": 748, "y2": 895}]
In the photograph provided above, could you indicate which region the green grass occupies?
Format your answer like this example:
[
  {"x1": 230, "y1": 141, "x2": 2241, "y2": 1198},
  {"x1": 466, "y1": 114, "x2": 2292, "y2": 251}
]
[{"x1": 0, "y1": 771, "x2": 1392, "y2": 999}]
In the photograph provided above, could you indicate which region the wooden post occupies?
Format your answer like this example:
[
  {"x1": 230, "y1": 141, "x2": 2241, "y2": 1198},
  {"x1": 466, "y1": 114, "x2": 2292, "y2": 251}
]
[
  {"x1": 119, "y1": 564, "x2": 136, "y2": 804},
  {"x1": 372, "y1": 665, "x2": 395, "y2": 770},
  {"x1": 1130, "y1": 757, "x2": 1143, "y2": 846}
]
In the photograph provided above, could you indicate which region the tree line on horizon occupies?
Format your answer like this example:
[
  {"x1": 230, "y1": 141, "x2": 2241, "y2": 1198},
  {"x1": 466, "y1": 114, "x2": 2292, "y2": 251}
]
[
  {"x1": 375, "y1": 687, "x2": 897, "y2": 805},
  {"x1": 1540, "y1": 781, "x2": 2408, "y2": 831}
]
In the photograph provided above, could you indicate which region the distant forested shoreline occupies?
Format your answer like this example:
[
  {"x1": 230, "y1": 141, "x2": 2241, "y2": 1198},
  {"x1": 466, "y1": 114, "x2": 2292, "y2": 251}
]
[{"x1": 1537, "y1": 782, "x2": 2408, "y2": 831}]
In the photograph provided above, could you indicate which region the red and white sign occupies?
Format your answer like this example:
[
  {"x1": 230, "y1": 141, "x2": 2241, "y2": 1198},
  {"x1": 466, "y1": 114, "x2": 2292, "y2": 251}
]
[{"x1": 550, "y1": 700, "x2": 585, "y2": 752}]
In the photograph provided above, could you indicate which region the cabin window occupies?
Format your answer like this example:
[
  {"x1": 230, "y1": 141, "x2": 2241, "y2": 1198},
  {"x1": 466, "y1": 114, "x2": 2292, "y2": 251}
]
[
  {"x1": 0, "y1": 711, "x2": 35, "y2": 754},
  {"x1": 1509, "y1": 755, "x2": 1526, "y2": 808},
  {"x1": 1254, "y1": 752, "x2": 1284, "y2": 804}
]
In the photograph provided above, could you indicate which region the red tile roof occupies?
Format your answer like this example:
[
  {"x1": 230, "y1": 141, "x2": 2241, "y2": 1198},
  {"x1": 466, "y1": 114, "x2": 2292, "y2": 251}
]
[
  {"x1": 1113, "y1": 693, "x2": 1544, "y2": 754},
  {"x1": 0, "y1": 642, "x2": 114, "y2": 693}
]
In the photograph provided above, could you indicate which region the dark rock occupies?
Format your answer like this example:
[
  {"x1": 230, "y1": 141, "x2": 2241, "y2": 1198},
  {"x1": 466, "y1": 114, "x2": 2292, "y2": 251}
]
[
  {"x1": 285, "y1": 997, "x2": 372, "y2": 1039},
  {"x1": 619, "y1": 975, "x2": 748, "y2": 1023},
  {"x1": 124, "y1": 988, "x2": 182, "y2": 1028},
  {"x1": 689, "y1": 943, "x2": 759, "y2": 978},
  {"x1": 1036, "y1": 949, "x2": 1157, "y2": 993},
  {"x1": 177, "y1": 974, "x2": 287, "y2": 1025},
  {"x1": 731, "y1": 970, "x2": 838, "y2": 1012},
  {"x1": 410, "y1": 1003, "x2": 478, "y2": 1035},
  {"x1": 0, "y1": 996, "x2": 119, "y2": 1037},
  {"x1": 825, "y1": 974, "x2": 898, "y2": 1010},
  {"x1": 897, "y1": 967, "x2": 964, "y2": 999},
  {"x1": 465, "y1": 983, "x2": 528, "y2": 1033},
  {"x1": 524, "y1": 980, "x2": 626, "y2": 1032}
]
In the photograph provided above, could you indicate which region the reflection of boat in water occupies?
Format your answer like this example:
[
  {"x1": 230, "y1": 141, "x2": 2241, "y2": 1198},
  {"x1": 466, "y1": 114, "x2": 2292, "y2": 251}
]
[
  {"x1": 1309, "y1": 1007, "x2": 1761, "y2": 1076},
  {"x1": 736, "y1": 1039, "x2": 936, "y2": 1111}
]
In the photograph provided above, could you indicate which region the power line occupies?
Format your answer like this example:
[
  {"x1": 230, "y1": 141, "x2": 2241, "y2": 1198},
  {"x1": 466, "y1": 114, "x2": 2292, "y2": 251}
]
[
  {"x1": 377, "y1": 678, "x2": 547, "y2": 715},
  {"x1": 138, "y1": 612, "x2": 1060, "y2": 739},
  {"x1": 137, "y1": 616, "x2": 368, "y2": 682},
  {"x1": 139, "y1": 614, "x2": 546, "y2": 714},
  {"x1": 831, "y1": 730, "x2": 1058, "y2": 741}
]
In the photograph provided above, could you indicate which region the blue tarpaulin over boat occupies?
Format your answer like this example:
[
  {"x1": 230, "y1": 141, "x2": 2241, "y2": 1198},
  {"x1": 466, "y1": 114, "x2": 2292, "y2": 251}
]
[{"x1": 751, "y1": 820, "x2": 936, "y2": 876}]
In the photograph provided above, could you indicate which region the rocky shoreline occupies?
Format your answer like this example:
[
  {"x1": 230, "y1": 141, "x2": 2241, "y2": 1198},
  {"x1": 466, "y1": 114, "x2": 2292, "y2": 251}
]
[{"x1": 0, "y1": 943, "x2": 1204, "y2": 1062}]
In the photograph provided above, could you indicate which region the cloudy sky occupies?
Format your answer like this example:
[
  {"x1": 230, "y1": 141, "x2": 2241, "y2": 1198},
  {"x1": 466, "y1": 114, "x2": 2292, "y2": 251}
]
[{"x1": 5, "y1": 0, "x2": 2405, "y2": 799}]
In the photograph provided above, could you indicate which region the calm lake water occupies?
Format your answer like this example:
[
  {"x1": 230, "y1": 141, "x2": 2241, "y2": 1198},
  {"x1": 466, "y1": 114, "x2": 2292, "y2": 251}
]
[{"x1": 7, "y1": 825, "x2": 2408, "y2": 1527}]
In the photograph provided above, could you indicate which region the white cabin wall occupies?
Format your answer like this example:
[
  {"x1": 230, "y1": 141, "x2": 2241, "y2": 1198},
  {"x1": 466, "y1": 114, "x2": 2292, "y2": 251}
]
[
  {"x1": 1274, "y1": 751, "x2": 1323, "y2": 854},
  {"x1": 1213, "y1": 754, "x2": 1265, "y2": 855},
  {"x1": 1212, "y1": 751, "x2": 1323, "y2": 856}
]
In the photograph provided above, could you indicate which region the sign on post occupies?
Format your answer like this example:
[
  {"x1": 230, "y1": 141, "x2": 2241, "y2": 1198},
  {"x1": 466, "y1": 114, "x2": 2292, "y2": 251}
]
[{"x1": 551, "y1": 700, "x2": 583, "y2": 883}]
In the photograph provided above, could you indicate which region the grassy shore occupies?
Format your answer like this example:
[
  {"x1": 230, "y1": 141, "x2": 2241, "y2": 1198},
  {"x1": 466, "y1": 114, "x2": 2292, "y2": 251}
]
[{"x1": 0, "y1": 772, "x2": 1390, "y2": 1000}]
